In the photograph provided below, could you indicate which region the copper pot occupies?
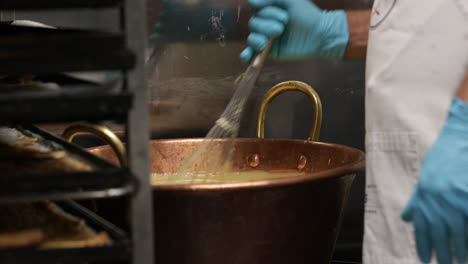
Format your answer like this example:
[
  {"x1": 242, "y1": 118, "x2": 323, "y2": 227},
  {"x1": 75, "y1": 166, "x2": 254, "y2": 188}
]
[{"x1": 63, "y1": 81, "x2": 364, "y2": 264}]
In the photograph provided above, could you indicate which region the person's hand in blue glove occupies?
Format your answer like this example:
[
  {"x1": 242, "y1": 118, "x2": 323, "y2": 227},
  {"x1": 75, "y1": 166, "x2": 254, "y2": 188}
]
[
  {"x1": 402, "y1": 97, "x2": 468, "y2": 264},
  {"x1": 240, "y1": 0, "x2": 349, "y2": 62}
]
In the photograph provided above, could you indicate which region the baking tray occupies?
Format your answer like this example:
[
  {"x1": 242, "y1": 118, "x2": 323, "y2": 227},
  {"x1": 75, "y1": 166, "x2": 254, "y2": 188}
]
[
  {"x1": 0, "y1": 23, "x2": 134, "y2": 74},
  {"x1": 0, "y1": 0, "x2": 121, "y2": 9},
  {"x1": 0, "y1": 200, "x2": 131, "y2": 264},
  {"x1": 0, "y1": 125, "x2": 135, "y2": 202}
]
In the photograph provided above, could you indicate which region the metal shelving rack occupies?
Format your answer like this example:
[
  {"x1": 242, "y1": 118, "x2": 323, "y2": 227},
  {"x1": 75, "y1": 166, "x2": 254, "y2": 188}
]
[{"x1": 0, "y1": 1, "x2": 154, "y2": 264}]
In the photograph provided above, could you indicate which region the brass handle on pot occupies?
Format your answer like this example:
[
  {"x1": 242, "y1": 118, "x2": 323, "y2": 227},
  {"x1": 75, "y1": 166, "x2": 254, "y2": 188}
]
[
  {"x1": 62, "y1": 123, "x2": 127, "y2": 167},
  {"x1": 256, "y1": 81, "x2": 322, "y2": 141}
]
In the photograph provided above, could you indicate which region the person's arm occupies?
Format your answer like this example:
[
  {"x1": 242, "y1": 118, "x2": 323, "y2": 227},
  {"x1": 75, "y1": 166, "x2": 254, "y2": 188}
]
[{"x1": 344, "y1": 10, "x2": 371, "y2": 59}]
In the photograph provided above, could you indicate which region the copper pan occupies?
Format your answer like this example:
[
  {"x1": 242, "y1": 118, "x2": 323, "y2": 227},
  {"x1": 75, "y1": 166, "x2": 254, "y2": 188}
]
[{"x1": 63, "y1": 81, "x2": 365, "y2": 264}]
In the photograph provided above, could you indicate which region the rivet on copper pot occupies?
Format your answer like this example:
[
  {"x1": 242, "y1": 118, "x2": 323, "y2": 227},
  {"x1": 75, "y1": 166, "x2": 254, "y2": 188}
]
[
  {"x1": 248, "y1": 154, "x2": 260, "y2": 168},
  {"x1": 297, "y1": 155, "x2": 307, "y2": 170}
]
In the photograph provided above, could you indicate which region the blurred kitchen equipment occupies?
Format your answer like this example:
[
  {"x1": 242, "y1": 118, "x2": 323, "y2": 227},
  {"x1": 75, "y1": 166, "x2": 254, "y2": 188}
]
[{"x1": 65, "y1": 81, "x2": 365, "y2": 264}]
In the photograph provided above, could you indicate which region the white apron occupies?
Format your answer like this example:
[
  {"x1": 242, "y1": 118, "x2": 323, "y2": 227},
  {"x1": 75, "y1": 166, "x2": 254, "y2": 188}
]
[{"x1": 364, "y1": 0, "x2": 468, "y2": 263}]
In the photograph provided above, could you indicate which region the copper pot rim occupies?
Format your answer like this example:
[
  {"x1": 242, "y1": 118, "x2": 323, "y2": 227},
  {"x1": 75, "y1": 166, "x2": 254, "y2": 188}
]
[{"x1": 89, "y1": 138, "x2": 365, "y2": 193}]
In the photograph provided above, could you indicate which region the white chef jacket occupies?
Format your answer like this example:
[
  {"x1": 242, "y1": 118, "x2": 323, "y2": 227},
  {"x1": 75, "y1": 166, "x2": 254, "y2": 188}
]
[{"x1": 364, "y1": 0, "x2": 468, "y2": 263}]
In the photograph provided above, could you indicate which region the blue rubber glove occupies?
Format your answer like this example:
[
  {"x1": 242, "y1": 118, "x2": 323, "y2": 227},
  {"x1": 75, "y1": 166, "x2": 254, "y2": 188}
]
[
  {"x1": 402, "y1": 97, "x2": 468, "y2": 264},
  {"x1": 240, "y1": 0, "x2": 349, "y2": 62}
]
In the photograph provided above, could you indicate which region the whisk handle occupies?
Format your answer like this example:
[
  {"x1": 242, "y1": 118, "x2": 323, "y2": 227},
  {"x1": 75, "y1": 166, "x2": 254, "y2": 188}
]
[{"x1": 252, "y1": 39, "x2": 274, "y2": 69}]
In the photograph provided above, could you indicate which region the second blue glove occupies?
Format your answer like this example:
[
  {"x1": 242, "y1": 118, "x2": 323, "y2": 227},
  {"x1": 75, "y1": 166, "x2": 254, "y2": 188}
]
[{"x1": 402, "y1": 97, "x2": 468, "y2": 264}]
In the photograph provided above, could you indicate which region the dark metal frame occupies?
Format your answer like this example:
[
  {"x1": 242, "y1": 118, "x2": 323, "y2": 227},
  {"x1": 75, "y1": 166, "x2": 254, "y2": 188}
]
[
  {"x1": 0, "y1": 1, "x2": 153, "y2": 263},
  {"x1": 123, "y1": 0, "x2": 155, "y2": 263},
  {"x1": 0, "y1": 93, "x2": 132, "y2": 123},
  {"x1": 0, "y1": 24, "x2": 135, "y2": 74}
]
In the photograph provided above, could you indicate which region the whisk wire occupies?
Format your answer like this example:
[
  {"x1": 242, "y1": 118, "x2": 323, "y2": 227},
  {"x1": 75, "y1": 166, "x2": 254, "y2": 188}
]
[{"x1": 174, "y1": 39, "x2": 274, "y2": 183}]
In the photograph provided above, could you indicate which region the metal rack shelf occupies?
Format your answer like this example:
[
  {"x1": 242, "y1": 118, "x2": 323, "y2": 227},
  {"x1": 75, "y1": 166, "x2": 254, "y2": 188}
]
[
  {"x1": 0, "y1": 0, "x2": 122, "y2": 10},
  {"x1": 0, "y1": 125, "x2": 134, "y2": 202},
  {"x1": 0, "y1": 92, "x2": 132, "y2": 123},
  {"x1": 0, "y1": 73, "x2": 132, "y2": 123},
  {"x1": 0, "y1": 24, "x2": 135, "y2": 74},
  {"x1": 0, "y1": 0, "x2": 154, "y2": 262},
  {"x1": 0, "y1": 168, "x2": 134, "y2": 202},
  {"x1": 0, "y1": 200, "x2": 132, "y2": 264}
]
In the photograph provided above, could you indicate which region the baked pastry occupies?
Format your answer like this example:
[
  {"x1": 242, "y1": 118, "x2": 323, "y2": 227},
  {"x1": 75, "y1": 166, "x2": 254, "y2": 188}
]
[
  {"x1": 0, "y1": 229, "x2": 45, "y2": 249},
  {"x1": 0, "y1": 127, "x2": 109, "y2": 249},
  {"x1": 0, "y1": 127, "x2": 93, "y2": 176},
  {"x1": 0, "y1": 201, "x2": 110, "y2": 249}
]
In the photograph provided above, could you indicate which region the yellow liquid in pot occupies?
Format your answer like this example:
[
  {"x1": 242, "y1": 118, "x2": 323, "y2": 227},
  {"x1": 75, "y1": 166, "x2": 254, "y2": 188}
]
[{"x1": 151, "y1": 171, "x2": 301, "y2": 185}]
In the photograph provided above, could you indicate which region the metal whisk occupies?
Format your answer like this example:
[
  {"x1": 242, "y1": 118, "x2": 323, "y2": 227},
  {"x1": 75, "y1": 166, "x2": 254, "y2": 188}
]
[
  {"x1": 173, "y1": 40, "x2": 274, "y2": 182},
  {"x1": 206, "y1": 39, "x2": 274, "y2": 138}
]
